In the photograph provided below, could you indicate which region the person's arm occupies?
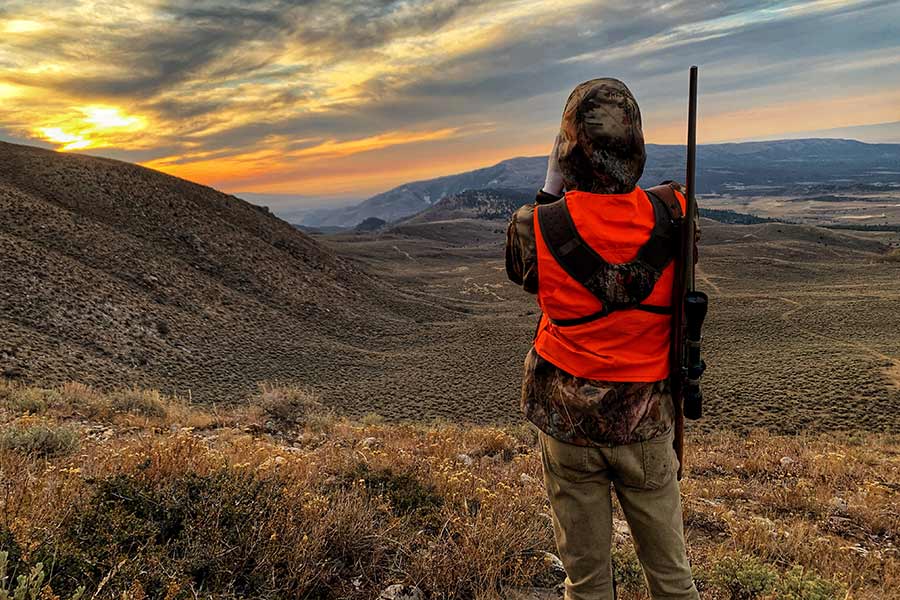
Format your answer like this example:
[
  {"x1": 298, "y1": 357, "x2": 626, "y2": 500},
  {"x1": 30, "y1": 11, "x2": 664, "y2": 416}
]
[
  {"x1": 505, "y1": 204, "x2": 538, "y2": 293},
  {"x1": 505, "y1": 136, "x2": 564, "y2": 292}
]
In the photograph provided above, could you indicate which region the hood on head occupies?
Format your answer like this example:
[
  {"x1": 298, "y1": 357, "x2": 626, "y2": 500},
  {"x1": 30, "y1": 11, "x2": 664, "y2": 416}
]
[{"x1": 556, "y1": 78, "x2": 646, "y2": 194}]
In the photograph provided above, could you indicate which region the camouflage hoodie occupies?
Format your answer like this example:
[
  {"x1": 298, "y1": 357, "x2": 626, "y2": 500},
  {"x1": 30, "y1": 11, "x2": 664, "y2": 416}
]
[{"x1": 505, "y1": 78, "x2": 675, "y2": 447}]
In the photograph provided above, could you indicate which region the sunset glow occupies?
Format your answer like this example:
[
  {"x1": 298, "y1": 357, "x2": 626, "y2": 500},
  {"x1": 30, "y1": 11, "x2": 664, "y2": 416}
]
[
  {"x1": 1, "y1": 0, "x2": 898, "y2": 200},
  {"x1": 32, "y1": 106, "x2": 148, "y2": 152}
]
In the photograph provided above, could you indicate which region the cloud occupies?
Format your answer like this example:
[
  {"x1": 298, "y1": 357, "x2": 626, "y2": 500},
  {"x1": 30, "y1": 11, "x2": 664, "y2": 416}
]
[{"x1": 1, "y1": 0, "x2": 898, "y2": 198}]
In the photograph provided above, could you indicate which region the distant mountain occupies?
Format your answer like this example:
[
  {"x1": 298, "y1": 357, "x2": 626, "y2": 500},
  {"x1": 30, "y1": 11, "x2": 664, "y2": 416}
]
[
  {"x1": 301, "y1": 139, "x2": 900, "y2": 228},
  {"x1": 401, "y1": 188, "x2": 529, "y2": 225},
  {"x1": 301, "y1": 157, "x2": 545, "y2": 228}
]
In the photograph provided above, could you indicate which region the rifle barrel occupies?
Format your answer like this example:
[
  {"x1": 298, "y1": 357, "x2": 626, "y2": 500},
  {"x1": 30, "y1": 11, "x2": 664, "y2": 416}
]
[{"x1": 685, "y1": 65, "x2": 698, "y2": 292}]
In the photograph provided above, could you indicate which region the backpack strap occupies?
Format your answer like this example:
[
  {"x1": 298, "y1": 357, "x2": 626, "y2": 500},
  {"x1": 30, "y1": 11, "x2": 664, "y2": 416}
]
[
  {"x1": 639, "y1": 186, "x2": 683, "y2": 272},
  {"x1": 645, "y1": 183, "x2": 684, "y2": 220}
]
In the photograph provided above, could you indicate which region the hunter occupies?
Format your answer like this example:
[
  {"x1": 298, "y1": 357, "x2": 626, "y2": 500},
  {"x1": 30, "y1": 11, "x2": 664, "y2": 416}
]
[{"x1": 505, "y1": 78, "x2": 699, "y2": 599}]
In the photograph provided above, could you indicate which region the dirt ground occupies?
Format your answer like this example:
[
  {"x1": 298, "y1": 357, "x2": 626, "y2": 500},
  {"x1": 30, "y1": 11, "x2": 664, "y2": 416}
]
[{"x1": 319, "y1": 217, "x2": 900, "y2": 434}]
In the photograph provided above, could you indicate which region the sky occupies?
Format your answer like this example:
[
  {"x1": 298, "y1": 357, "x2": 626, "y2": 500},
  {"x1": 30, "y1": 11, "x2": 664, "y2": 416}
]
[{"x1": 1, "y1": 0, "x2": 899, "y2": 206}]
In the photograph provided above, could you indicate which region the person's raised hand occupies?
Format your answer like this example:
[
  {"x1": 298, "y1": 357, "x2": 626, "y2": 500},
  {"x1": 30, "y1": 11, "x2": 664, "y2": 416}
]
[{"x1": 542, "y1": 133, "x2": 564, "y2": 197}]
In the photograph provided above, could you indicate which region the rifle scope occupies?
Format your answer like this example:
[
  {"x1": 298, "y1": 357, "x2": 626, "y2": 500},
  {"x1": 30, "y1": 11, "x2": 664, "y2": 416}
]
[{"x1": 683, "y1": 291, "x2": 707, "y2": 420}]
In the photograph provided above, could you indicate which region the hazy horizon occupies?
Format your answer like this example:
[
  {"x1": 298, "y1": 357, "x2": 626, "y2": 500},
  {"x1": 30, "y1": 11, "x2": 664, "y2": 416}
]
[{"x1": 2, "y1": 0, "x2": 899, "y2": 200}]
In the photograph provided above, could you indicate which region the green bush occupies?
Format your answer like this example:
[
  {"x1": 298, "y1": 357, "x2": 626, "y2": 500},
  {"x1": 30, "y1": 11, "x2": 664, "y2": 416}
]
[
  {"x1": 774, "y1": 566, "x2": 845, "y2": 600},
  {"x1": 108, "y1": 388, "x2": 167, "y2": 417},
  {"x1": 3, "y1": 388, "x2": 50, "y2": 414},
  {"x1": 0, "y1": 551, "x2": 84, "y2": 600},
  {"x1": 0, "y1": 423, "x2": 79, "y2": 457},
  {"x1": 40, "y1": 467, "x2": 395, "y2": 598},
  {"x1": 712, "y1": 554, "x2": 778, "y2": 600}
]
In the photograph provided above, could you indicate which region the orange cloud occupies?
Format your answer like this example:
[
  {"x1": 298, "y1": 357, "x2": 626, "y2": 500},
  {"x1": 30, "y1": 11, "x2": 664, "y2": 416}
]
[{"x1": 142, "y1": 127, "x2": 463, "y2": 193}]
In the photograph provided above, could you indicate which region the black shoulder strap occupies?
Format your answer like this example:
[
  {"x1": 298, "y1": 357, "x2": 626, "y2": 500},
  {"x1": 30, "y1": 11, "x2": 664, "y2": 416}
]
[
  {"x1": 535, "y1": 196, "x2": 609, "y2": 288},
  {"x1": 639, "y1": 188, "x2": 683, "y2": 272}
]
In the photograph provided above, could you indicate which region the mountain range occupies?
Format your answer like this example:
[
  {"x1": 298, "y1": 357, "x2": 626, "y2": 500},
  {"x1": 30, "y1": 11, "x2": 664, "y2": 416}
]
[{"x1": 297, "y1": 139, "x2": 900, "y2": 228}]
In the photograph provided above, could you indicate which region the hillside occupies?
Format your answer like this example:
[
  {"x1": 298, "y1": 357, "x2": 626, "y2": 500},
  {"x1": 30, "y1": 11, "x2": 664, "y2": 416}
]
[
  {"x1": 0, "y1": 381, "x2": 895, "y2": 599},
  {"x1": 0, "y1": 142, "x2": 452, "y2": 402},
  {"x1": 401, "y1": 188, "x2": 529, "y2": 224},
  {"x1": 301, "y1": 139, "x2": 900, "y2": 228}
]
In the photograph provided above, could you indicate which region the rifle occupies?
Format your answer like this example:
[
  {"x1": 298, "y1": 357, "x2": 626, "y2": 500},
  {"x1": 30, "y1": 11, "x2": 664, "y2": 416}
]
[{"x1": 672, "y1": 66, "x2": 708, "y2": 480}]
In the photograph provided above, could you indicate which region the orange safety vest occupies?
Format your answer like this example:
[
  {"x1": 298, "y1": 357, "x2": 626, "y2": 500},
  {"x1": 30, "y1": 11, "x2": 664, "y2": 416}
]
[{"x1": 533, "y1": 186, "x2": 686, "y2": 382}]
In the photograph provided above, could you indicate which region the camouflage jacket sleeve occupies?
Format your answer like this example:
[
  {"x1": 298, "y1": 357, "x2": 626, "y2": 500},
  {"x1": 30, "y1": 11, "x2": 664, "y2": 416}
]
[{"x1": 505, "y1": 190, "x2": 562, "y2": 294}]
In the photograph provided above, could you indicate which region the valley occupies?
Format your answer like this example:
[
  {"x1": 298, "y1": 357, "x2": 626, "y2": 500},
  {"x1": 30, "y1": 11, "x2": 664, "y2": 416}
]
[
  {"x1": 3, "y1": 139, "x2": 899, "y2": 435},
  {"x1": 321, "y1": 214, "x2": 900, "y2": 434}
]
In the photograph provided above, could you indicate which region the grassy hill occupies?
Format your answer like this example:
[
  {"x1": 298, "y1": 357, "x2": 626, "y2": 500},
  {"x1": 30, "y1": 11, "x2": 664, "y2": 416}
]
[
  {"x1": 2, "y1": 380, "x2": 896, "y2": 599},
  {"x1": 0, "y1": 141, "x2": 457, "y2": 403}
]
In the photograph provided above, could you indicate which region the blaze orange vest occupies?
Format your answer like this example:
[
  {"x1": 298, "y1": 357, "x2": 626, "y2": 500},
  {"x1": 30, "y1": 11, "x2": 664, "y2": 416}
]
[{"x1": 533, "y1": 186, "x2": 686, "y2": 382}]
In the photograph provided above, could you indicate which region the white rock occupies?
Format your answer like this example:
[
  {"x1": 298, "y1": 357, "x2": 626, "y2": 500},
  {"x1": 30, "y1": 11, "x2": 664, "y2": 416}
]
[
  {"x1": 377, "y1": 584, "x2": 424, "y2": 600},
  {"x1": 542, "y1": 552, "x2": 565, "y2": 574},
  {"x1": 779, "y1": 456, "x2": 796, "y2": 467},
  {"x1": 457, "y1": 453, "x2": 474, "y2": 466},
  {"x1": 829, "y1": 496, "x2": 849, "y2": 515},
  {"x1": 361, "y1": 437, "x2": 379, "y2": 448},
  {"x1": 520, "y1": 472, "x2": 537, "y2": 485},
  {"x1": 613, "y1": 518, "x2": 631, "y2": 545}
]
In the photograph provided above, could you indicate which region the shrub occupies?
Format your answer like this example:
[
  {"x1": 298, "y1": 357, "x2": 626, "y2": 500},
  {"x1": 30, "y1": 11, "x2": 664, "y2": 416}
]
[
  {"x1": 342, "y1": 463, "x2": 443, "y2": 519},
  {"x1": 0, "y1": 551, "x2": 85, "y2": 600},
  {"x1": 108, "y1": 388, "x2": 167, "y2": 417},
  {"x1": 712, "y1": 554, "x2": 778, "y2": 600},
  {"x1": 0, "y1": 421, "x2": 79, "y2": 457},
  {"x1": 0, "y1": 527, "x2": 22, "y2": 574},
  {"x1": 46, "y1": 466, "x2": 396, "y2": 598},
  {"x1": 257, "y1": 384, "x2": 332, "y2": 429},
  {"x1": 774, "y1": 566, "x2": 845, "y2": 600},
  {"x1": 360, "y1": 412, "x2": 386, "y2": 425},
  {"x1": 2, "y1": 387, "x2": 52, "y2": 414}
]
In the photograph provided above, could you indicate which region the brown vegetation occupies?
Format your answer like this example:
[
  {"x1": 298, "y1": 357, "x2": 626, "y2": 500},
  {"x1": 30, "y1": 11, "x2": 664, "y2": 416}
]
[{"x1": 2, "y1": 381, "x2": 897, "y2": 599}]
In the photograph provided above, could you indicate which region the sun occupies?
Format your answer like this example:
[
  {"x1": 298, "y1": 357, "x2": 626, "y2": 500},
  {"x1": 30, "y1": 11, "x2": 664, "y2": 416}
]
[
  {"x1": 83, "y1": 106, "x2": 144, "y2": 129},
  {"x1": 37, "y1": 127, "x2": 91, "y2": 151},
  {"x1": 34, "y1": 105, "x2": 148, "y2": 151}
]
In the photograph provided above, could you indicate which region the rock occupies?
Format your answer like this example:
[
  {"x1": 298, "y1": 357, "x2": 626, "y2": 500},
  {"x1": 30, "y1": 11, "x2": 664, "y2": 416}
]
[
  {"x1": 752, "y1": 516, "x2": 777, "y2": 531},
  {"x1": 457, "y1": 453, "x2": 474, "y2": 466},
  {"x1": 520, "y1": 472, "x2": 537, "y2": 485},
  {"x1": 377, "y1": 584, "x2": 424, "y2": 600},
  {"x1": 828, "y1": 496, "x2": 849, "y2": 515},
  {"x1": 530, "y1": 552, "x2": 566, "y2": 588},
  {"x1": 779, "y1": 456, "x2": 796, "y2": 467},
  {"x1": 361, "y1": 436, "x2": 380, "y2": 448},
  {"x1": 613, "y1": 518, "x2": 630, "y2": 545}
]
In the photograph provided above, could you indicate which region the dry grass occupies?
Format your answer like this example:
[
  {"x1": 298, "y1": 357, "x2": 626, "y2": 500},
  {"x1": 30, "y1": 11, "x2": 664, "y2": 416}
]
[{"x1": 1, "y1": 381, "x2": 898, "y2": 599}]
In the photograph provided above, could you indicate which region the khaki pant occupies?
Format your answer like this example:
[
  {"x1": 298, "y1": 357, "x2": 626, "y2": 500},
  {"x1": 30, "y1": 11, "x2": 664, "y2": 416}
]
[{"x1": 539, "y1": 429, "x2": 699, "y2": 600}]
